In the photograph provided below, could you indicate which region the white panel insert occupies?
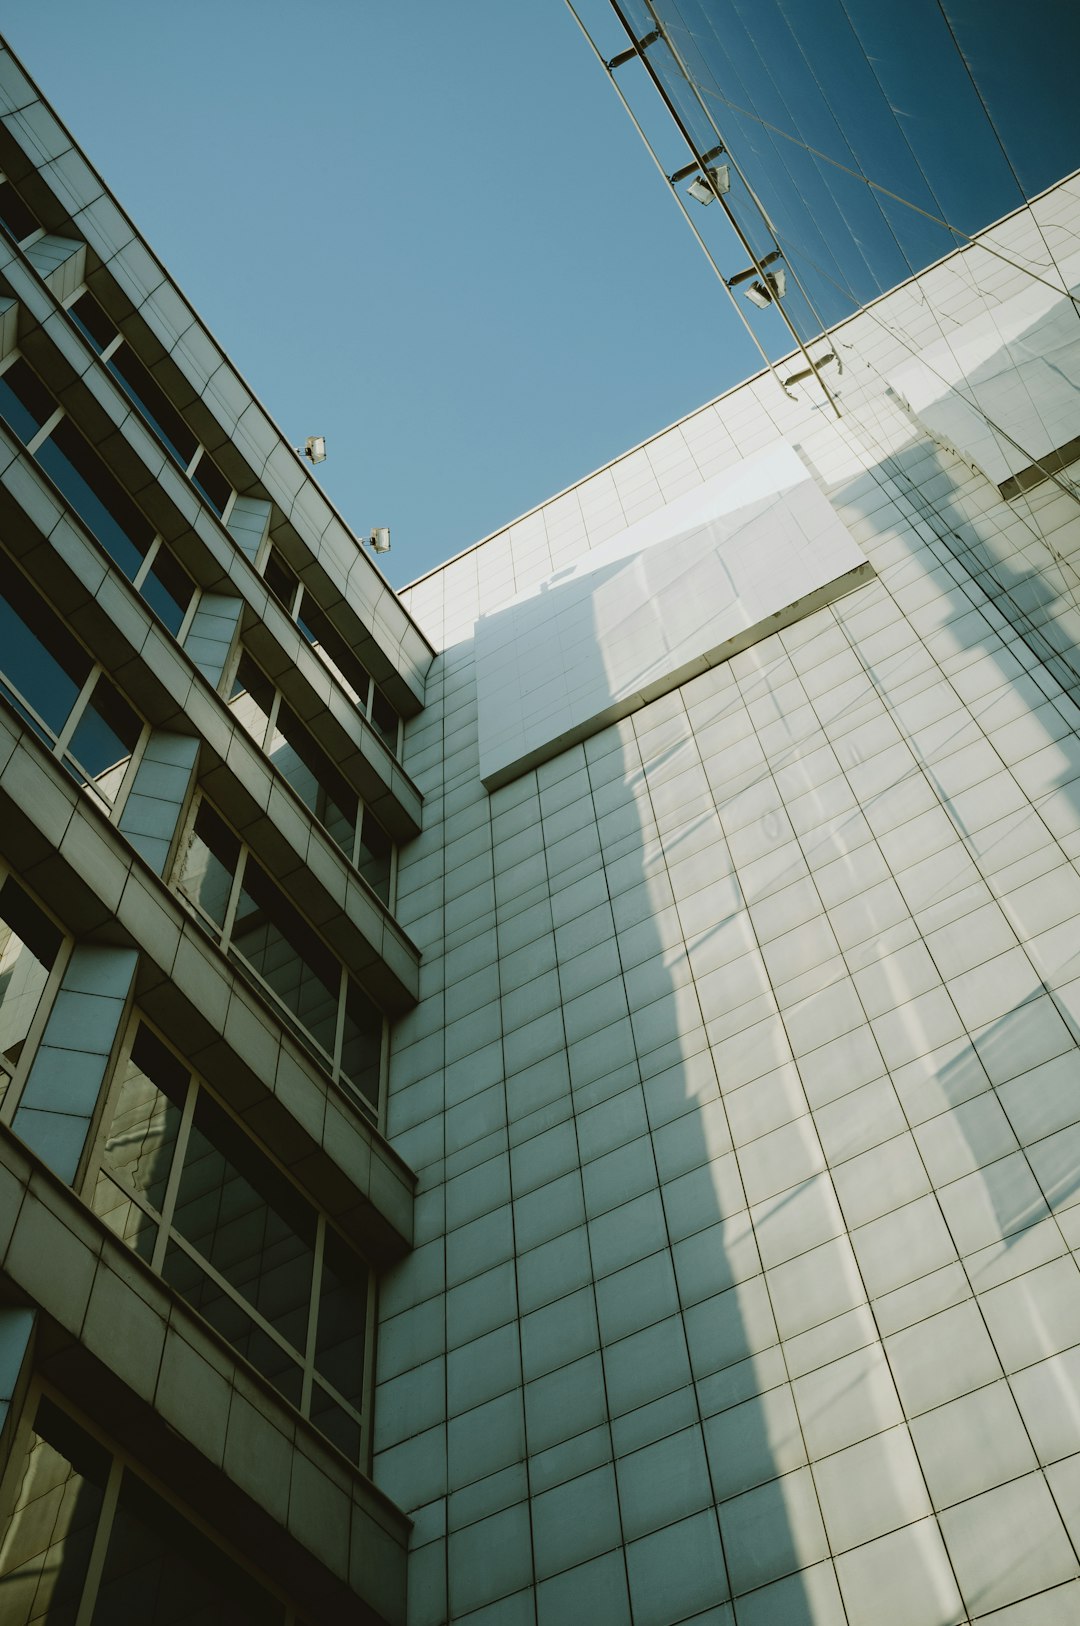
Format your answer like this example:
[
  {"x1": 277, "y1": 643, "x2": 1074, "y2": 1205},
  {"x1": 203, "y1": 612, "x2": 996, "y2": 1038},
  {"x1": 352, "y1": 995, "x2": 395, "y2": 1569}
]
[{"x1": 475, "y1": 443, "x2": 871, "y2": 790}]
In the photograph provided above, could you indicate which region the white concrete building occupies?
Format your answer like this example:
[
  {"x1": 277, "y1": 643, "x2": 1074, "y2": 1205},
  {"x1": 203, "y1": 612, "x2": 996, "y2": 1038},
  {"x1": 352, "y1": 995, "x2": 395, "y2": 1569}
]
[{"x1": 0, "y1": 20, "x2": 1079, "y2": 1626}]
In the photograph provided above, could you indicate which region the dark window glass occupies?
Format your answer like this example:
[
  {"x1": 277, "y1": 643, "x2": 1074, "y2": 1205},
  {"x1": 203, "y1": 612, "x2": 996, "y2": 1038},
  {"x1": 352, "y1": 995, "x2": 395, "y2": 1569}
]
[
  {"x1": 178, "y1": 803, "x2": 239, "y2": 929},
  {"x1": 138, "y1": 545, "x2": 193, "y2": 636},
  {"x1": 370, "y1": 685, "x2": 399, "y2": 752},
  {"x1": 107, "y1": 345, "x2": 198, "y2": 470},
  {"x1": 0, "y1": 357, "x2": 56, "y2": 445},
  {"x1": 0, "y1": 877, "x2": 61, "y2": 1091},
  {"x1": 231, "y1": 858, "x2": 340, "y2": 1060},
  {"x1": 298, "y1": 593, "x2": 373, "y2": 707},
  {"x1": 65, "y1": 673, "x2": 141, "y2": 793},
  {"x1": 263, "y1": 548, "x2": 300, "y2": 615},
  {"x1": 99, "y1": 1024, "x2": 187, "y2": 1214},
  {"x1": 0, "y1": 560, "x2": 92, "y2": 740},
  {"x1": 167, "y1": 1086, "x2": 315, "y2": 1355},
  {"x1": 269, "y1": 699, "x2": 357, "y2": 858},
  {"x1": 67, "y1": 291, "x2": 118, "y2": 355},
  {"x1": 190, "y1": 450, "x2": 230, "y2": 516},
  {"x1": 0, "y1": 1398, "x2": 109, "y2": 1625},
  {"x1": 357, "y1": 808, "x2": 392, "y2": 905},
  {"x1": 0, "y1": 181, "x2": 38, "y2": 244},
  {"x1": 93, "y1": 1467, "x2": 283, "y2": 1625},
  {"x1": 309, "y1": 1384, "x2": 362, "y2": 1462},
  {"x1": 315, "y1": 1226, "x2": 367, "y2": 1407},
  {"x1": 37, "y1": 418, "x2": 153, "y2": 580},
  {"x1": 339, "y1": 981, "x2": 382, "y2": 1108}
]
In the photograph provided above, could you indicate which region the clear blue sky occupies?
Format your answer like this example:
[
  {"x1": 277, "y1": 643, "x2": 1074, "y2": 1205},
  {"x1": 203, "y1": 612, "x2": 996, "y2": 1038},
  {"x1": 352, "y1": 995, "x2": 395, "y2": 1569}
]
[{"x1": 3, "y1": 3, "x2": 762, "y2": 587}]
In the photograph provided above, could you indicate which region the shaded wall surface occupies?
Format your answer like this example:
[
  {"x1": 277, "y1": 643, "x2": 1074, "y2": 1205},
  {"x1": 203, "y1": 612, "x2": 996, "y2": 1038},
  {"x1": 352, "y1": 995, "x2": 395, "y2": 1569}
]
[{"x1": 379, "y1": 172, "x2": 1080, "y2": 1625}]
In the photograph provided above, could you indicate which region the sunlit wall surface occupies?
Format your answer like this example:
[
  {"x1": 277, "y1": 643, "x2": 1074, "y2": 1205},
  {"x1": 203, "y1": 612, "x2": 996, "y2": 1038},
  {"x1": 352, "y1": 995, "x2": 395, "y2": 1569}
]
[{"x1": 610, "y1": 0, "x2": 1080, "y2": 342}]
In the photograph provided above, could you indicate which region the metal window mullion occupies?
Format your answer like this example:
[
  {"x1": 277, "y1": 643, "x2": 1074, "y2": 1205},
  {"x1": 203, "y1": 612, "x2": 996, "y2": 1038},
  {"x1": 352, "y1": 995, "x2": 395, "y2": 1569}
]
[
  {"x1": 218, "y1": 845, "x2": 247, "y2": 952},
  {"x1": 131, "y1": 533, "x2": 162, "y2": 590},
  {"x1": 302, "y1": 1219, "x2": 326, "y2": 1416},
  {"x1": 0, "y1": 672, "x2": 64, "y2": 753},
  {"x1": 73, "y1": 1456, "x2": 123, "y2": 1626},
  {"x1": 25, "y1": 404, "x2": 64, "y2": 455},
  {"x1": 184, "y1": 445, "x2": 202, "y2": 478},
  {"x1": 152, "y1": 1073, "x2": 199, "y2": 1269},
  {"x1": 52, "y1": 664, "x2": 100, "y2": 759},
  {"x1": 266, "y1": 687, "x2": 283, "y2": 755},
  {"x1": 332, "y1": 965, "x2": 348, "y2": 1081},
  {"x1": 161, "y1": 1225, "x2": 309, "y2": 1370},
  {"x1": 99, "y1": 334, "x2": 124, "y2": 365}
]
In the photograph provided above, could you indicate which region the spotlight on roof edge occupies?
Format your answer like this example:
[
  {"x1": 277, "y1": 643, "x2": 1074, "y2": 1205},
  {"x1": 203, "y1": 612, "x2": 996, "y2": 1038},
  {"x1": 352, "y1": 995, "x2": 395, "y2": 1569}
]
[
  {"x1": 367, "y1": 527, "x2": 391, "y2": 554},
  {"x1": 295, "y1": 436, "x2": 326, "y2": 465},
  {"x1": 686, "y1": 163, "x2": 730, "y2": 205}
]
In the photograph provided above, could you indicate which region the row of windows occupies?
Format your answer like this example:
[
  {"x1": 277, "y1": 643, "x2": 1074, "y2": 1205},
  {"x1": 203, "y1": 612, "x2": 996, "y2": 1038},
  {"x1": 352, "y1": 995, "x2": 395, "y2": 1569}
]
[
  {"x1": 66, "y1": 288, "x2": 232, "y2": 516},
  {"x1": 176, "y1": 801, "x2": 384, "y2": 1116},
  {"x1": 0, "y1": 557, "x2": 144, "y2": 810},
  {"x1": 0, "y1": 1392, "x2": 306, "y2": 1623},
  {"x1": 0, "y1": 354, "x2": 197, "y2": 635},
  {"x1": 264, "y1": 547, "x2": 403, "y2": 757},
  {"x1": 0, "y1": 875, "x2": 374, "y2": 1470},
  {"x1": 1, "y1": 167, "x2": 405, "y2": 768},
  {"x1": 230, "y1": 651, "x2": 394, "y2": 904}
]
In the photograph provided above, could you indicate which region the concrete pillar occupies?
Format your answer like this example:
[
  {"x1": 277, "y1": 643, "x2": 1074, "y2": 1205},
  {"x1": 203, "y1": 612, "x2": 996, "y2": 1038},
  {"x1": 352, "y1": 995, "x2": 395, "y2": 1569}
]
[{"x1": 13, "y1": 943, "x2": 138, "y2": 1183}]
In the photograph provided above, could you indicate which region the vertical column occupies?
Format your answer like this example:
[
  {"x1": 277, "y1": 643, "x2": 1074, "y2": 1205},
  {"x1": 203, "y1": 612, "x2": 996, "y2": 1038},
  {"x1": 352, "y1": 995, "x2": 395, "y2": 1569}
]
[
  {"x1": 181, "y1": 592, "x2": 243, "y2": 691},
  {"x1": 117, "y1": 731, "x2": 199, "y2": 876},
  {"x1": 0, "y1": 1305, "x2": 33, "y2": 1465},
  {"x1": 226, "y1": 495, "x2": 272, "y2": 564},
  {"x1": 12, "y1": 943, "x2": 138, "y2": 1183}
]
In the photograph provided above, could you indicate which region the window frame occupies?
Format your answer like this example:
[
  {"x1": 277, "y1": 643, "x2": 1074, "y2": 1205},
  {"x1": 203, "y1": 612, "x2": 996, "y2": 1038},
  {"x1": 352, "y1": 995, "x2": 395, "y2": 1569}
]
[
  {"x1": 228, "y1": 648, "x2": 397, "y2": 908},
  {"x1": 0, "y1": 546, "x2": 150, "y2": 818},
  {"x1": 0, "y1": 1380, "x2": 307, "y2": 1624},
  {"x1": 174, "y1": 798, "x2": 388, "y2": 1121},
  {"x1": 61, "y1": 286, "x2": 235, "y2": 524},
  {"x1": 0, "y1": 349, "x2": 201, "y2": 641},
  {"x1": 88, "y1": 1015, "x2": 377, "y2": 1469},
  {"x1": 261, "y1": 545, "x2": 404, "y2": 759},
  {"x1": 0, "y1": 863, "x2": 71, "y2": 1119}
]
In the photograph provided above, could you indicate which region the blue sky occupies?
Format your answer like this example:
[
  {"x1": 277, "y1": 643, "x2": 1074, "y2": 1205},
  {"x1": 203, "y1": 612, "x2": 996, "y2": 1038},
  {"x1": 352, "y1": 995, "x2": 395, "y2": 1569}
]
[{"x1": 3, "y1": 3, "x2": 763, "y2": 587}]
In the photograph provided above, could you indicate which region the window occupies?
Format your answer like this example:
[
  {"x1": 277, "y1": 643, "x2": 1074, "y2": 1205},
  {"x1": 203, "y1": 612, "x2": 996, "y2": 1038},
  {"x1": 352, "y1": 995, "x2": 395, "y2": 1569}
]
[
  {"x1": 176, "y1": 802, "x2": 384, "y2": 1116},
  {"x1": 0, "y1": 1393, "x2": 293, "y2": 1622},
  {"x1": 263, "y1": 547, "x2": 402, "y2": 756},
  {"x1": 230, "y1": 652, "x2": 394, "y2": 903},
  {"x1": 0, "y1": 874, "x2": 64, "y2": 1107},
  {"x1": 92, "y1": 1021, "x2": 371, "y2": 1464},
  {"x1": 0, "y1": 356, "x2": 196, "y2": 637},
  {"x1": 0, "y1": 555, "x2": 144, "y2": 810},
  {"x1": 65, "y1": 291, "x2": 232, "y2": 517},
  {"x1": 0, "y1": 177, "x2": 39, "y2": 245}
]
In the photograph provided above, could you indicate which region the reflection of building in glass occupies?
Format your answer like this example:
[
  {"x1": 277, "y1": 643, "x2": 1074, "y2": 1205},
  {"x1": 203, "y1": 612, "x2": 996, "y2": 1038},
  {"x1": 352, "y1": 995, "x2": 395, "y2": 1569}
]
[{"x1": 2, "y1": 15, "x2": 1080, "y2": 1626}]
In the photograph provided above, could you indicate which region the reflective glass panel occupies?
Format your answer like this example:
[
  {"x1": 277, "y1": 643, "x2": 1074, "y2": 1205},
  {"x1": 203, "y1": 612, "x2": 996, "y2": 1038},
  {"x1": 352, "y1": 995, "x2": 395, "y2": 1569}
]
[
  {"x1": 99, "y1": 1024, "x2": 187, "y2": 1214},
  {"x1": 0, "y1": 181, "x2": 38, "y2": 244},
  {"x1": 357, "y1": 808, "x2": 392, "y2": 905},
  {"x1": 64, "y1": 673, "x2": 141, "y2": 802},
  {"x1": 0, "y1": 561, "x2": 92, "y2": 742},
  {"x1": 0, "y1": 877, "x2": 61, "y2": 1095},
  {"x1": 93, "y1": 1467, "x2": 284, "y2": 1625},
  {"x1": 339, "y1": 981, "x2": 382, "y2": 1109},
  {"x1": 190, "y1": 450, "x2": 230, "y2": 516},
  {"x1": 0, "y1": 358, "x2": 55, "y2": 446},
  {"x1": 315, "y1": 1226, "x2": 367, "y2": 1409},
  {"x1": 67, "y1": 290, "x2": 117, "y2": 355},
  {"x1": 37, "y1": 418, "x2": 153, "y2": 581},
  {"x1": 0, "y1": 1399, "x2": 109, "y2": 1626},
  {"x1": 107, "y1": 345, "x2": 198, "y2": 470},
  {"x1": 177, "y1": 803, "x2": 239, "y2": 930},
  {"x1": 230, "y1": 858, "x2": 340, "y2": 1061},
  {"x1": 167, "y1": 1086, "x2": 315, "y2": 1355}
]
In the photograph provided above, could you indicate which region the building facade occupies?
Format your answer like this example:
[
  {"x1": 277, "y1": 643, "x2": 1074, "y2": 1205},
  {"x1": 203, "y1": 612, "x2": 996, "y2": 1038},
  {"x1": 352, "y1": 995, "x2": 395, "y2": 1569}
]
[{"x1": 1, "y1": 18, "x2": 1080, "y2": 1626}]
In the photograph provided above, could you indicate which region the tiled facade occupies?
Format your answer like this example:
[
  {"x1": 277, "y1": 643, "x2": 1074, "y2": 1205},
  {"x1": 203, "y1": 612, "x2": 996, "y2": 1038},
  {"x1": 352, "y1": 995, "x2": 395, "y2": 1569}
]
[
  {"x1": 2, "y1": 21, "x2": 1080, "y2": 1626},
  {"x1": 387, "y1": 175, "x2": 1080, "y2": 1623}
]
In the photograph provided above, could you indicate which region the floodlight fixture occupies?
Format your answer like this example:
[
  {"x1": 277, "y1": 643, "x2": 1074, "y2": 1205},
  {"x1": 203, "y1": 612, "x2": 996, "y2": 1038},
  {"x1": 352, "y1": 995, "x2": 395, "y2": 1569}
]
[
  {"x1": 687, "y1": 163, "x2": 730, "y2": 205},
  {"x1": 744, "y1": 269, "x2": 787, "y2": 308},
  {"x1": 295, "y1": 436, "x2": 326, "y2": 464},
  {"x1": 368, "y1": 527, "x2": 391, "y2": 554}
]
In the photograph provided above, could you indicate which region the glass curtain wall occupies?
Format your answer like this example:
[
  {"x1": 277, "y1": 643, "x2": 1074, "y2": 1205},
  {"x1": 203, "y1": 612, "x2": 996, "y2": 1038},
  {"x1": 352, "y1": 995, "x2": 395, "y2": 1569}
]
[
  {"x1": 92, "y1": 1021, "x2": 371, "y2": 1464},
  {"x1": 605, "y1": 0, "x2": 1080, "y2": 339}
]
